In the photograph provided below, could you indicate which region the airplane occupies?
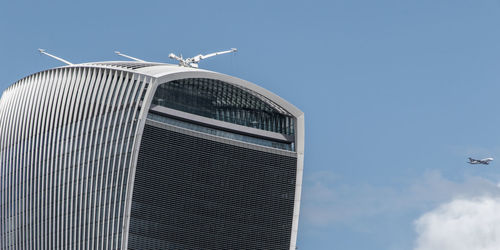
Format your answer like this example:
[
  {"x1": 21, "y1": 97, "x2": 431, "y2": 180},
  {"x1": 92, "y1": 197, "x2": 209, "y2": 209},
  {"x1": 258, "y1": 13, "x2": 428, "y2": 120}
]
[{"x1": 468, "y1": 157, "x2": 494, "y2": 165}]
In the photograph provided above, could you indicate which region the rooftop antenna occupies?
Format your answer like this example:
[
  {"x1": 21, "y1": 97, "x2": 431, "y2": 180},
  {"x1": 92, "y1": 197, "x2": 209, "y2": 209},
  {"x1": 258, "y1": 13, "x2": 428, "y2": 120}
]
[
  {"x1": 38, "y1": 49, "x2": 73, "y2": 65},
  {"x1": 114, "y1": 51, "x2": 147, "y2": 62},
  {"x1": 169, "y1": 48, "x2": 237, "y2": 68}
]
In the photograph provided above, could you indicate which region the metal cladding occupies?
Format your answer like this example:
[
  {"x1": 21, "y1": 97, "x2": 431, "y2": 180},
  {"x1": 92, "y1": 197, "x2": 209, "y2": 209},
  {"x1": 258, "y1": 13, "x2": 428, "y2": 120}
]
[
  {"x1": 0, "y1": 61, "x2": 305, "y2": 250},
  {"x1": 0, "y1": 66, "x2": 152, "y2": 249}
]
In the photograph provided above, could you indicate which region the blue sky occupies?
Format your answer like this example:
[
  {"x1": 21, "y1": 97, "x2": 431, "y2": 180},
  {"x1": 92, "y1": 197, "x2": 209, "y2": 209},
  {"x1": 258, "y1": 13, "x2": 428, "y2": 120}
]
[{"x1": 2, "y1": 1, "x2": 500, "y2": 249}]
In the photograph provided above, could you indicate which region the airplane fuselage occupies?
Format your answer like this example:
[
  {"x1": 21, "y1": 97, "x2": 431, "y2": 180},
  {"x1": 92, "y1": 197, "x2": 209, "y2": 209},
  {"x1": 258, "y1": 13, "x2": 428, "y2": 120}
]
[{"x1": 468, "y1": 157, "x2": 494, "y2": 165}]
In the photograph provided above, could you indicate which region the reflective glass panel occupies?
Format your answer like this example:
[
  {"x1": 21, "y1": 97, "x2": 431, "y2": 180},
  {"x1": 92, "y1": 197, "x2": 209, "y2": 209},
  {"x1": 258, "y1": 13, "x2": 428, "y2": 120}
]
[{"x1": 152, "y1": 78, "x2": 295, "y2": 135}]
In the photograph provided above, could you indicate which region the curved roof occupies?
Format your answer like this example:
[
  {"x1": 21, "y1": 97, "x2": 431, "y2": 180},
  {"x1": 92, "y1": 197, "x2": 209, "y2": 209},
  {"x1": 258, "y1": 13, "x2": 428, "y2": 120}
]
[
  {"x1": 72, "y1": 61, "x2": 304, "y2": 119},
  {"x1": 6, "y1": 61, "x2": 302, "y2": 118}
]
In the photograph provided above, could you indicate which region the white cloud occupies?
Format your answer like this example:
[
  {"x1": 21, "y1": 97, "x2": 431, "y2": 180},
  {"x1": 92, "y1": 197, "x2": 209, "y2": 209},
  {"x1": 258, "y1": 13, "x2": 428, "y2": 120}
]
[
  {"x1": 414, "y1": 197, "x2": 500, "y2": 250},
  {"x1": 301, "y1": 169, "x2": 500, "y2": 228},
  {"x1": 301, "y1": 169, "x2": 500, "y2": 248}
]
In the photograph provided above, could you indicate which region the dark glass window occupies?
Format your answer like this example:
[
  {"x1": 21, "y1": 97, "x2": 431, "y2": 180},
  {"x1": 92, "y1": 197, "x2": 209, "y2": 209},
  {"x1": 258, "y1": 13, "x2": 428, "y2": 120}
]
[
  {"x1": 147, "y1": 113, "x2": 294, "y2": 151},
  {"x1": 129, "y1": 124, "x2": 297, "y2": 249},
  {"x1": 152, "y1": 78, "x2": 295, "y2": 135}
]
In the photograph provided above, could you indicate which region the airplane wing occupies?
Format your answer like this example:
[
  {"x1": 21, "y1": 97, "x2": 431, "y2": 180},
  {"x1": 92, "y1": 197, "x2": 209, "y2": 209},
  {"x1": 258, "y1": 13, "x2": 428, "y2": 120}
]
[{"x1": 468, "y1": 158, "x2": 480, "y2": 164}]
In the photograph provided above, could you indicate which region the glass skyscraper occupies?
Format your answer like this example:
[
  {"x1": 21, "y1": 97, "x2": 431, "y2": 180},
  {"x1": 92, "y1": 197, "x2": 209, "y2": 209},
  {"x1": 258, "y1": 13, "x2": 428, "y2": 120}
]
[{"x1": 0, "y1": 61, "x2": 304, "y2": 249}]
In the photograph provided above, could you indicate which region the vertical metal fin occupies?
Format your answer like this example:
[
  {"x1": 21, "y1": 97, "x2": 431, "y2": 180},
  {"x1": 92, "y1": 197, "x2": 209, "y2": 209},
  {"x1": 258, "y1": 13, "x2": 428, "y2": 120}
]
[{"x1": 0, "y1": 66, "x2": 147, "y2": 249}]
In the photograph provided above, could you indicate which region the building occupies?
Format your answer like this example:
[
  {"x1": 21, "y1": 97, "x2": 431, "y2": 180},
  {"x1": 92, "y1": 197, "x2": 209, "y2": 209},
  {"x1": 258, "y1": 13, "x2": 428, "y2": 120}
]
[{"x1": 0, "y1": 60, "x2": 304, "y2": 249}]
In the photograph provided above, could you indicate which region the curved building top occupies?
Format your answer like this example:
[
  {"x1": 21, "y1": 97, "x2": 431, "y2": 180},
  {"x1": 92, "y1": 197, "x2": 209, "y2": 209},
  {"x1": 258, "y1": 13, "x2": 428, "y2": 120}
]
[
  {"x1": 6, "y1": 60, "x2": 303, "y2": 141},
  {"x1": 81, "y1": 61, "x2": 303, "y2": 119}
]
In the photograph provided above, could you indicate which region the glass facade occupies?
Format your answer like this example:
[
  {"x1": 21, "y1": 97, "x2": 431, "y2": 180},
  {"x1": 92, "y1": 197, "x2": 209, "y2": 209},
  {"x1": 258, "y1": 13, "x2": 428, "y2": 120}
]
[
  {"x1": 151, "y1": 78, "x2": 296, "y2": 135},
  {"x1": 1, "y1": 65, "x2": 302, "y2": 250},
  {"x1": 129, "y1": 123, "x2": 297, "y2": 249},
  {"x1": 147, "y1": 113, "x2": 294, "y2": 151}
]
